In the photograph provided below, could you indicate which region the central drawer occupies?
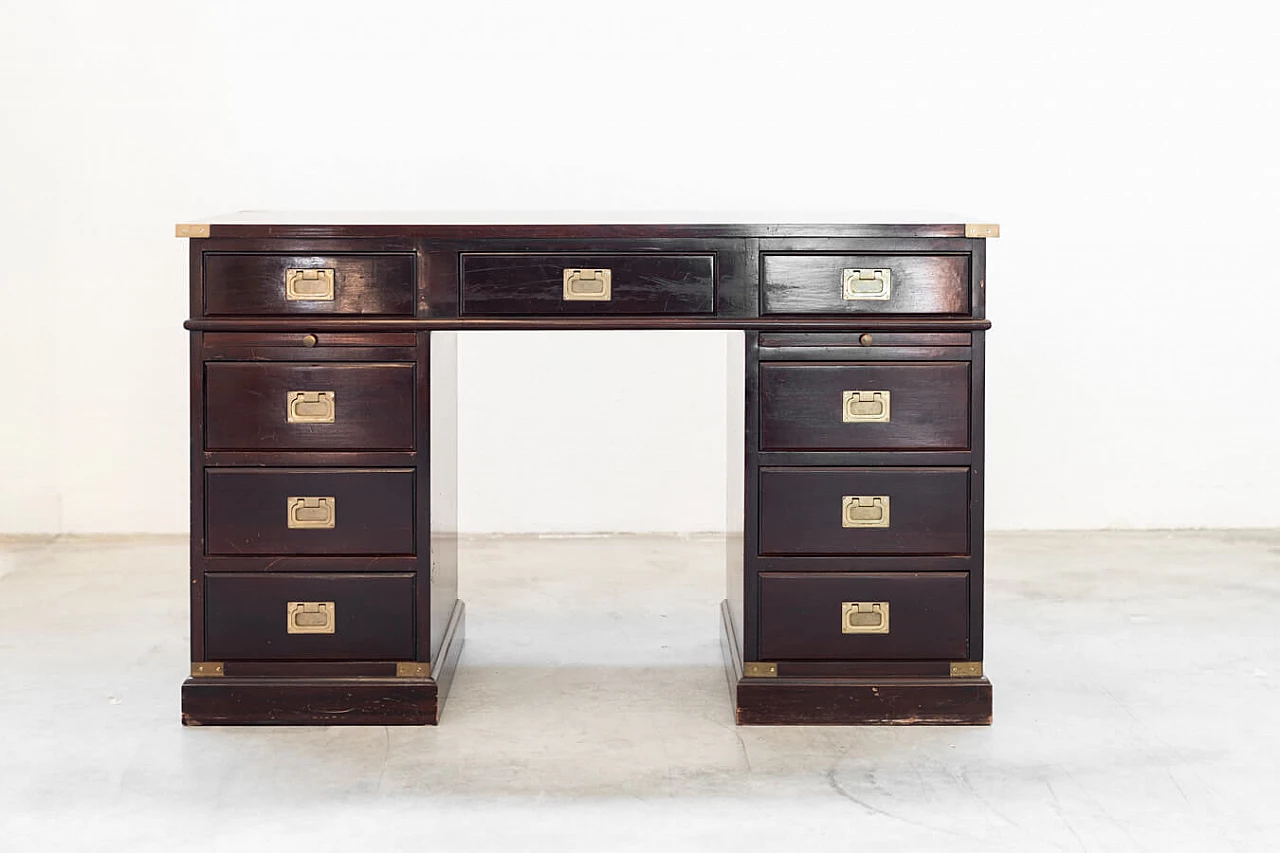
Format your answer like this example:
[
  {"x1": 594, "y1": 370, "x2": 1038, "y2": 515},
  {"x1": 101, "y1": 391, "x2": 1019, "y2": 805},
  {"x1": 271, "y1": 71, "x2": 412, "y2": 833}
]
[
  {"x1": 204, "y1": 573, "x2": 416, "y2": 661},
  {"x1": 204, "y1": 362, "x2": 415, "y2": 451},
  {"x1": 759, "y1": 467, "x2": 970, "y2": 555},
  {"x1": 460, "y1": 253, "x2": 716, "y2": 315},
  {"x1": 205, "y1": 468, "x2": 416, "y2": 556}
]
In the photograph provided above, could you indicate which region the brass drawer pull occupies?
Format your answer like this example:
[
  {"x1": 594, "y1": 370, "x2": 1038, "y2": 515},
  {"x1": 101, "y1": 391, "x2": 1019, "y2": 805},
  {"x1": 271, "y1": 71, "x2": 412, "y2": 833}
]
[
  {"x1": 843, "y1": 390, "x2": 890, "y2": 423},
  {"x1": 842, "y1": 601, "x2": 889, "y2": 634},
  {"x1": 563, "y1": 268, "x2": 612, "y2": 301},
  {"x1": 286, "y1": 391, "x2": 335, "y2": 424},
  {"x1": 285, "y1": 268, "x2": 336, "y2": 301},
  {"x1": 842, "y1": 268, "x2": 891, "y2": 301},
  {"x1": 287, "y1": 496, "x2": 335, "y2": 529},
  {"x1": 287, "y1": 601, "x2": 335, "y2": 634},
  {"x1": 842, "y1": 495, "x2": 890, "y2": 528}
]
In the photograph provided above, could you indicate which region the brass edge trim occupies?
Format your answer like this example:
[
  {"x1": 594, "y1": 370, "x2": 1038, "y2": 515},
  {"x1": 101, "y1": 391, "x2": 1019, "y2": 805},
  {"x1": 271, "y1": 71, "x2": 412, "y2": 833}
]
[
  {"x1": 396, "y1": 662, "x2": 431, "y2": 678},
  {"x1": 950, "y1": 661, "x2": 983, "y2": 678},
  {"x1": 191, "y1": 662, "x2": 224, "y2": 678},
  {"x1": 743, "y1": 662, "x2": 778, "y2": 678},
  {"x1": 175, "y1": 223, "x2": 210, "y2": 238},
  {"x1": 964, "y1": 223, "x2": 1000, "y2": 238}
]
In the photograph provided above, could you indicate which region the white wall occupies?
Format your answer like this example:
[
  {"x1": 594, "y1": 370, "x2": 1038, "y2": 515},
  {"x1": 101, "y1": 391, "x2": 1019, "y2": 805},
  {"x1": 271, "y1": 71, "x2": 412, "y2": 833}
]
[{"x1": 2, "y1": 1, "x2": 1278, "y2": 534}]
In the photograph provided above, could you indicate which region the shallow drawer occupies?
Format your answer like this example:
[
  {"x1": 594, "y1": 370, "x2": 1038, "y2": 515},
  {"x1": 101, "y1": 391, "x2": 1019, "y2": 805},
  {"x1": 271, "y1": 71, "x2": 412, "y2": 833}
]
[
  {"x1": 203, "y1": 254, "x2": 415, "y2": 316},
  {"x1": 759, "y1": 362, "x2": 970, "y2": 450},
  {"x1": 759, "y1": 467, "x2": 969, "y2": 555},
  {"x1": 205, "y1": 469, "x2": 415, "y2": 556},
  {"x1": 759, "y1": 572, "x2": 968, "y2": 660},
  {"x1": 460, "y1": 253, "x2": 715, "y2": 315},
  {"x1": 761, "y1": 254, "x2": 969, "y2": 315},
  {"x1": 204, "y1": 573, "x2": 415, "y2": 661},
  {"x1": 205, "y1": 362, "x2": 415, "y2": 451}
]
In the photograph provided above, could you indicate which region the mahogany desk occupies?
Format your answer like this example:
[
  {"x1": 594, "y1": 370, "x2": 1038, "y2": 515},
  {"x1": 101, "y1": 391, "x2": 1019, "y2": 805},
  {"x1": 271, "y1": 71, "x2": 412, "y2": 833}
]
[{"x1": 178, "y1": 216, "x2": 997, "y2": 726}]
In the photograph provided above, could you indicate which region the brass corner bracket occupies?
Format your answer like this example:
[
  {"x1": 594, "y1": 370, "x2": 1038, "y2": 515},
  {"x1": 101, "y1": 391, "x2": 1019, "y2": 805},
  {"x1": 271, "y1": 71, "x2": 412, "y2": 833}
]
[
  {"x1": 396, "y1": 662, "x2": 431, "y2": 678},
  {"x1": 191, "y1": 662, "x2": 224, "y2": 678},
  {"x1": 743, "y1": 662, "x2": 778, "y2": 678},
  {"x1": 964, "y1": 224, "x2": 1000, "y2": 238},
  {"x1": 950, "y1": 661, "x2": 983, "y2": 678},
  {"x1": 175, "y1": 223, "x2": 210, "y2": 238}
]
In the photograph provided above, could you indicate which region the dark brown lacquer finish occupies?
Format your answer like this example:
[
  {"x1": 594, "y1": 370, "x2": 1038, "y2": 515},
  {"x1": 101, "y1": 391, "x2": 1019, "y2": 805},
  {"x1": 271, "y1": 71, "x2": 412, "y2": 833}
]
[
  {"x1": 204, "y1": 573, "x2": 416, "y2": 660},
  {"x1": 758, "y1": 572, "x2": 969, "y2": 660},
  {"x1": 761, "y1": 254, "x2": 969, "y2": 315},
  {"x1": 204, "y1": 362, "x2": 415, "y2": 451},
  {"x1": 759, "y1": 362, "x2": 970, "y2": 450},
  {"x1": 204, "y1": 468, "x2": 415, "y2": 556},
  {"x1": 203, "y1": 254, "x2": 415, "y2": 316},
  {"x1": 460, "y1": 253, "x2": 715, "y2": 315},
  {"x1": 758, "y1": 467, "x2": 970, "y2": 555},
  {"x1": 181, "y1": 216, "x2": 995, "y2": 727}
]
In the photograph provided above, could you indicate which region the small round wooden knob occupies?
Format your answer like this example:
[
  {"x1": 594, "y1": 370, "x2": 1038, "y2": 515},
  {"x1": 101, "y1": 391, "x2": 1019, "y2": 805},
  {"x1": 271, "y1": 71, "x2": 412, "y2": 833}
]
[
  {"x1": 302, "y1": 334, "x2": 318, "y2": 348},
  {"x1": 859, "y1": 333, "x2": 873, "y2": 347}
]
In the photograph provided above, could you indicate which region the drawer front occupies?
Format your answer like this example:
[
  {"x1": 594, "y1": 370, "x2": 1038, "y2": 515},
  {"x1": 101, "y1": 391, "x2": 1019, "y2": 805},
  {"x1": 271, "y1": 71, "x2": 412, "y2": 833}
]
[
  {"x1": 460, "y1": 253, "x2": 716, "y2": 315},
  {"x1": 761, "y1": 254, "x2": 969, "y2": 315},
  {"x1": 203, "y1": 254, "x2": 416, "y2": 316},
  {"x1": 759, "y1": 467, "x2": 969, "y2": 555},
  {"x1": 760, "y1": 362, "x2": 970, "y2": 451},
  {"x1": 205, "y1": 362, "x2": 415, "y2": 451},
  {"x1": 205, "y1": 469, "x2": 415, "y2": 556},
  {"x1": 759, "y1": 572, "x2": 968, "y2": 660},
  {"x1": 204, "y1": 573, "x2": 415, "y2": 661}
]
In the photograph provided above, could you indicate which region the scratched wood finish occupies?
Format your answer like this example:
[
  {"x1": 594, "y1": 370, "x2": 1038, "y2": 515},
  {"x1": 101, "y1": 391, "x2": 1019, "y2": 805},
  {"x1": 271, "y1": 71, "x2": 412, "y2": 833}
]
[
  {"x1": 204, "y1": 362, "x2": 415, "y2": 451},
  {"x1": 460, "y1": 253, "x2": 715, "y2": 315},
  {"x1": 758, "y1": 572, "x2": 968, "y2": 660},
  {"x1": 761, "y1": 254, "x2": 969, "y2": 315},
  {"x1": 759, "y1": 362, "x2": 970, "y2": 451},
  {"x1": 758, "y1": 467, "x2": 970, "y2": 555},
  {"x1": 205, "y1": 468, "x2": 415, "y2": 556},
  {"x1": 203, "y1": 253, "x2": 415, "y2": 316},
  {"x1": 203, "y1": 572, "x2": 416, "y2": 661}
]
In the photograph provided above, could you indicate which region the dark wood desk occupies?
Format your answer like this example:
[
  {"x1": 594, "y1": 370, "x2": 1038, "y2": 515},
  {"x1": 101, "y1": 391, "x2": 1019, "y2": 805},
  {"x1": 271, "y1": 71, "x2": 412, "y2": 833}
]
[{"x1": 179, "y1": 217, "x2": 996, "y2": 726}]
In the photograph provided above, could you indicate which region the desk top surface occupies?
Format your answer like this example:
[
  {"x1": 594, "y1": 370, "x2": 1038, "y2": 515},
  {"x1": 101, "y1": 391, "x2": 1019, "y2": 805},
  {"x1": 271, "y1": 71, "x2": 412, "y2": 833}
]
[{"x1": 176, "y1": 212, "x2": 999, "y2": 240}]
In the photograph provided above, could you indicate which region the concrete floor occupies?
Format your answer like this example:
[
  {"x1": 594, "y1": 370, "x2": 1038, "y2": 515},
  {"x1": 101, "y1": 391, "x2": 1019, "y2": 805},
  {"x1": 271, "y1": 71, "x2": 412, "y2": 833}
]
[{"x1": 1, "y1": 531, "x2": 1277, "y2": 851}]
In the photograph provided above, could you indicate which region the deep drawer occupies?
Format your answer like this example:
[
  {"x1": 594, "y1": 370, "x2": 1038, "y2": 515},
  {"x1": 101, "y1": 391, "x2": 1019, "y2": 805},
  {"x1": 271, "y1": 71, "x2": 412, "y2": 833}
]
[
  {"x1": 761, "y1": 254, "x2": 969, "y2": 315},
  {"x1": 204, "y1": 362, "x2": 415, "y2": 451},
  {"x1": 203, "y1": 254, "x2": 415, "y2": 316},
  {"x1": 759, "y1": 572, "x2": 968, "y2": 660},
  {"x1": 759, "y1": 362, "x2": 970, "y2": 450},
  {"x1": 759, "y1": 467, "x2": 969, "y2": 555},
  {"x1": 205, "y1": 469, "x2": 415, "y2": 556},
  {"x1": 460, "y1": 253, "x2": 716, "y2": 315},
  {"x1": 204, "y1": 572, "x2": 415, "y2": 661}
]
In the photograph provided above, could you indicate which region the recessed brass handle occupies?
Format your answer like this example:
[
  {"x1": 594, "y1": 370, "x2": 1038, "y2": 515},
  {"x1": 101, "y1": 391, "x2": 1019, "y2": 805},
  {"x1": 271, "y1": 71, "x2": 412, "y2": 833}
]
[
  {"x1": 563, "y1": 268, "x2": 612, "y2": 301},
  {"x1": 842, "y1": 602, "x2": 889, "y2": 634},
  {"x1": 843, "y1": 390, "x2": 890, "y2": 423},
  {"x1": 842, "y1": 495, "x2": 890, "y2": 528},
  {"x1": 287, "y1": 601, "x2": 335, "y2": 634},
  {"x1": 286, "y1": 391, "x2": 335, "y2": 424},
  {"x1": 287, "y1": 496, "x2": 335, "y2": 529},
  {"x1": 842, "y1": 268, "x2": 891, "y2": 301},
  {"x1": 285, "y1": 268, "x2": 336, "y2": 301}
]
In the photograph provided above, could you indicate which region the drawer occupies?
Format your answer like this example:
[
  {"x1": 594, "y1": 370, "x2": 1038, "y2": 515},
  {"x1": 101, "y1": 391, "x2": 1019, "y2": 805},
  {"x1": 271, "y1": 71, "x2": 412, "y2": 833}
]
[
  {"x1": 761, "y1": 254, "x2": 969, "y2": 315},
  {"x1": 205, "y1": 469, "x2": 415, "y2": 556},
  {"x1": 203, "y1": 253, "x2": 415, "y2": 316},
  {"x1": 759, "y1": 572, "x2": 968, "y2": 660},
  {"x1": 460, "y1": 253, "x2": 716, "y2": 315},
  {"x1": 759, "y1": 362, "x2": 970, "y2": 451},
  {"x1": 204, "y1": 573, "x2": 415, "y2": 661},
  {"x1": 205, "y1": 362, "x2": 415, "y2": 451},
  {"x1": 759, "y1": 467, "x2": 969, "y2": 555}
]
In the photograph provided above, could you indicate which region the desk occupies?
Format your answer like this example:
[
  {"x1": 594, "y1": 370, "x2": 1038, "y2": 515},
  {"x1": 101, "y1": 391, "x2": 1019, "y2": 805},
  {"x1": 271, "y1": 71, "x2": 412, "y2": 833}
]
[{"x1": 178, "y1": 217, "x2": 996, "y2": 726}]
